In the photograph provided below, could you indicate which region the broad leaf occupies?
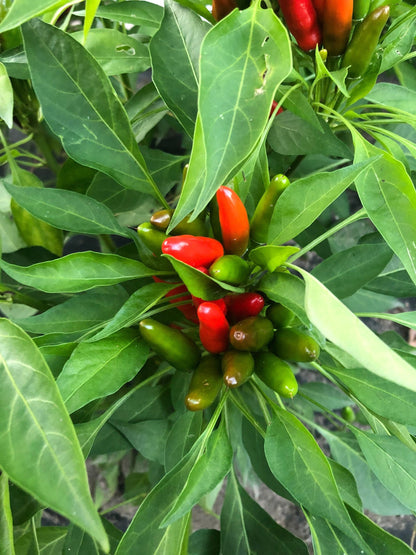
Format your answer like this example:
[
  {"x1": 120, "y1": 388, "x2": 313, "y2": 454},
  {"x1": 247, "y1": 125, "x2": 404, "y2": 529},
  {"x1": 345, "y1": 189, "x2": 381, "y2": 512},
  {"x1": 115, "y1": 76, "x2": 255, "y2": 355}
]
[
  {"x1": 249, "y1": 245, "x2": 299, "y2": 273},
  {"x1": 220, "y1": 470, "x2": 250, "y2": 555},
  {"x1": 0, "y1": 319, "x2": 108, "y2": 551},
  {"x1": 0, "y1": 62, "x2": 13, "y2": 128},
  {"x1": 258, "y1": 272, "x2": 309, "y2": 326},
  {"x1": 0, "y1": 252, "x2": 157, "y2": 293},
  {"x1": 368, "y1": 82, "x2": 416, "y2": 116},
  {"x1": 83, "y1": 1, "x2": 163, "y2": 27},
  {"x1": 0, "y1": 0, "x2": 67, "y2": 32},
  {"x1": 57, "y1": 329, "x2": 149, "y2": 414},
  {"x1": 22, "y1": 19, "x2": 165, "y2": 204},
  {"x1": 0, "y1": 474, "x2": 14, "y2": 555},
  {"x1": 170, "y1": 5, "x2": 292, "y2": 228},
  {"x1": 362, "y1": 310, "x2": 416, "y2": 330},
  {"x1": 164, "y1": 411, "x2": 203, "y2": 471},
  {"x1": 114, "y1": 420, "x2": 169, "y2": 465},
  {"x1": 295, "y1": 267, "x2": 416, "y2": 392}
]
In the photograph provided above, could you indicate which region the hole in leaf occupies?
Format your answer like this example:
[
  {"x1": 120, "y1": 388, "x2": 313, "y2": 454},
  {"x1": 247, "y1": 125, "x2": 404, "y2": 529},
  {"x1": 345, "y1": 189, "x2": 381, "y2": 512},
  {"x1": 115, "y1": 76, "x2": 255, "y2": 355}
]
[{"x1": 115, "y1": 44, "x2": 136, "y2": 55}]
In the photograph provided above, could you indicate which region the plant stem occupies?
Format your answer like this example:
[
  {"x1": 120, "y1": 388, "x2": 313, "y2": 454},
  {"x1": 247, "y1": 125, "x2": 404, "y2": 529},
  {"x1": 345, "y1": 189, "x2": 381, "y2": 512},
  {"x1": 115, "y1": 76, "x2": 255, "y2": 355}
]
[{"x1": 229, "y1": 390, "x2": 266, "y2": 438}]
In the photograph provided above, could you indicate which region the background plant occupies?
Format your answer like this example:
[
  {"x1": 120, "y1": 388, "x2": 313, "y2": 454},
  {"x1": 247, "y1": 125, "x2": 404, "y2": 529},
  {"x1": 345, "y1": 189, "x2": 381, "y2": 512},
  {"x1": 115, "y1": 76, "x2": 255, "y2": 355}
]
[{"x1": 0, "y1": 0, "x2": 416, "y2": 552}]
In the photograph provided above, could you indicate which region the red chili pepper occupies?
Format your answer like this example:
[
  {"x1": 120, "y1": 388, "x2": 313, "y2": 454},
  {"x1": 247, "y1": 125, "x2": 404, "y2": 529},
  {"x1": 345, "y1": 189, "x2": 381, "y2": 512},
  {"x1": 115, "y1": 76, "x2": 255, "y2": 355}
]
[
  {"x1": 224, "y1": 292, "x2": 265, "y2": 324},
  {"x1": 162, "y1": 235, "x2": 224, "y2": 268},
  {"x1": 322, "y1": 0, "x2": 353, "y2": 56},
  {"x1": 197, "y1": 301, "x2": 230, "y2": 354},
  {"x1": 216, "y1": 186, "x2": 249, "y2": 256},
  {"x1": 277, "y1": 0, "x2": 322, "y2": 51},
  {"x1": 152, "y1": 276, "x2": 198, "y2": 323},
  {"x1": 269, "y1": 100, "x2": 284, "y2": 119}
]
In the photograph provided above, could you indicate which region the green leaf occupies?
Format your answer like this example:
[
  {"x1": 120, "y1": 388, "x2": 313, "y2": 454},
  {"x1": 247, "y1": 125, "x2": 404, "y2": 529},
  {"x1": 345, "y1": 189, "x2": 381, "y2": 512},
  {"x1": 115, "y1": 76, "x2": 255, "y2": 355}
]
[
  {"x1": 114, "y1": 420, "x2": 169, "y2": 465},
  {"x1": 0, "y1": 474, "x2": 14, "y2": 555},
  {"x1": 14, "y1": 526, "x2": 68, "y2": 555},
  {"x1": 0, "y1": 319, "x2": 108, "y2": 551},
  {"x1": 171, "y1": 5, "x2": 292, "y2": 228},
  {"x1": 249, "y1": 245, "x2": 299, "y2": 273},
  {"x1": 63, "y1": 524, "x2": 98, "y2": 555},
  {"x1": 366, "y1": 267, "x2": 416, "y2": 297},
  {"x1": 305, "y1": 512, "x2": 360, "y2": 555},
  {"x1": 150, "y1": 0, "x2": 210, "y2": 136},
  {"x1": 188, "y1": 529, "x2": 220, "y2": 555},
  {"x1": 328, "y1": 459, "x2": 362, "y2": 512},
  {"x1": 0, "y1": 48, "x2": 28, "y2": 80},
  {"x1": 77, "y1": 1, "x2": 163, "y2": 28},
  {"x1": 258, "y1": 272, "x2": 309, "y2": 326},
  {"x1": 363, "y1": 310, "x2": 416, "y2": 330},
  {"x1": 164, "y1": 411, "x2": 203, "y2": 471},
  {"x1": 380, "y1": 9, "x2": 416, "y2": 72},
  {"x1": 264, "y1": 408, "x2": 367, "y2": 551},
  {"x1": 56, "y1": 329, "x2": 149, "y2": 414},
  {"x1": 4, "y1": 181, "x2": 129, "y2": 237},
  {"x1": 314, "y1": 48, "x2": 349, "y2": 97},
  {"x1": 295, "y1": 266, "x2": 416, "y2": 392},
  {"x1": 368, "y1": 82, "x2": 416, "y2": 116},
  {"x1": 299, "y1": 382, "x2": 352, "y2": 411},
  {"x1": 220, "y1": 470, "x2": 250, "y2": 555},
  {"x1": 268, "y1": 159, "x2": 376, "y2": 245},
  {"x1": 87, "y1": 282, "x2": 174, "y2": 342},
  {"x1": 354, "y1": 430, "x2": 416, "y2": 511},
  {"x1": 161, "y1": 420, "x2": 232, "y2": 527},
  {"x1": 0, "y1": 252, "x2": 156, "y2": 293},
  {"x1": 0, "y1": 62, "x2": 13, "y2": 128},
  {"x1": 311, "y1": 243, "x2": 392, "y2": 298},
  {"x1": 353, "y1": 136, "x2": 416, "y2": 287},
  {"x1": 0, "y1": 0, "x2": 67, "y2": 32},
  {"x1": 72, "y1": 29, "x2": 150, "y2": 76},
  {"x1": 22, "y1": 19, "x2": 164, "y2": 204}
]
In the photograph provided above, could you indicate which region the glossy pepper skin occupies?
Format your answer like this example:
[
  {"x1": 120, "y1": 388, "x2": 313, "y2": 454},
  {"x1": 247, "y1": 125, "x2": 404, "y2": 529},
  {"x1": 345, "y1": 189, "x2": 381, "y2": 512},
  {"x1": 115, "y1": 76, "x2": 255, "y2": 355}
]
[
  {"x1": 278, "y1": 0, "x2": 322, "y2": 51},
  {"x1": 209, "y1": 255, "x2": 250, "y2": 286},
  {"x1": 222, "y1": 350, "x2": 254, "y2": 388},
  {"x1": 137, "y1": 222, "x2": 166, "y2": 254},
  {"x1": 212, "y1": 0, "x2": 237, "y2": 20},
  {"x1": 250, "y1": 174, "x2": 290, "y2": 244},
  {"x1": 272, "y1": 328, "x2": 320, "y2": 362},
  {"x1": 198, "y1": 302, "x2": 230, "y2": 354},
  {"x1": 152, "y1": 277, "x2": 198, "y2": 323},
  {"x1": 323, "y1": 0, "x2": 353, "y2": 56},
  {"x1": 225, "y1": 292, "x2": 264, "y2": 324},
  {"x1": 229, "y1": 316, "x2": 274, "y2": 352},
  {"x1": 216, "y1": 186, "x2": 250, "y2": 256},
  {"x1": 353, "y1": 0, "x2": 370, "y2": 19},
  {"x1": 139, "y1": 318, "x2": 201, "y2": 371},
  {"x1": 266, "y1": 303, "x2": 295, "y2": 328},
  {"x1": 311, "y1": 0, "x2": 324, "y2": 23},
  {"x1": 162, "y1": 235, "x2": 224, "y2": 268},
  {"x1": 255, "y1": 352, "x2": 298, "y2": 398},
  {"x1": 151, "y1": 209, "x2": 207, "y2": 236},
  {"x1": 185, "y1": 355, "x2": 223, "y2": 411},
  {"x1": 342, "y1": 5, "x2": 390, "y2": 77}
]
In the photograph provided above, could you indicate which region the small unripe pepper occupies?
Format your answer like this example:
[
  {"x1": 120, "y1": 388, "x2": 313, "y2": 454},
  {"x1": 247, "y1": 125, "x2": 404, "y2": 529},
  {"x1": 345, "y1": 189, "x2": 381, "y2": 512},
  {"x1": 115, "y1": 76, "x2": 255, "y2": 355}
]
[
  {"x1": 271, "y1": 328, "x2": 320, "y2": 362},
  {"x1": 322, "y1": 0, "x2": 353, "y2": 56},
  {"x1": 224, "y1": 292, "x2": 265, "y2": 324},
  {"x1": 266, "y1": 302, "x2": 295, "y2": 328},
  {"x1": 255, "y1": 352, "x2": 298, "y2": 398},
  {"x1": 137, "y1": 222, "x2": 166, "y2": 254},
  {"x1": 342, "y1": 5, "x2": 390, "y2": 77},
  {"x1": 277, "y1": 0, "x2": 322, "y2": 51},
  {"x1": 151, "y1": 209, "x2": 207, "y2": 236},
  {"x1": 209, "y1": 255, "x2": 250, "y2": 286},
  {"x1": 139, "y1": 318, "x2": 201, "y2": 371},
  {"x1": 162, "y1": 235, "x2": 224, "y2": 268},
  {"x1": 222, "y1": 350, "x2": 254, "y2": 388},
  {"x1": 353, "y1": 0, "x2": 370, "y2": 19},
  {"x1": 250, "y1": 174, "x2": 290, "y2": 244},
  {"x1": 216, "y1": 186, "x2": 250, "y2": 256},
  {"x1": 341, "y1": 406, "x2": 355, "y2": 422},
  {"x1": 185, "y1": 355, "x2": 223, "y2": 411},
  {"x1": 198, "y1": 302, "x2": 230, "y2": 354},
  {"x1": 229, "y1": 316, "x2": 274, "y2": 352}
]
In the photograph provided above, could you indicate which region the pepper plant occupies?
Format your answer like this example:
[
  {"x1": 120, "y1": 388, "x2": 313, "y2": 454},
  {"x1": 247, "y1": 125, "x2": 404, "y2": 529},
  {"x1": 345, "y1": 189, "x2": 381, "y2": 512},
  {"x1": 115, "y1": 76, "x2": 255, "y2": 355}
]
[{"x1": 1, "y1": 0, "x2": 416, "y2": 552}]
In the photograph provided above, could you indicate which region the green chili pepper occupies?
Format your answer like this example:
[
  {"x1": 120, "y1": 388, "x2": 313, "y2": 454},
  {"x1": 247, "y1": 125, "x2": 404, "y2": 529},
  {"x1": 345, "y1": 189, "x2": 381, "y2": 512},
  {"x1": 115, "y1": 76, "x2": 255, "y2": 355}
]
[
  {"x1": 185, "y1": 355, "x2": 223, "y2": 411},
  {"x1": 341, "y1": 406, "x2": 355, "y2": 422},
  {"x1": 353, "y1": 0, "x2": 370, "y2": 19},
  {"x1": 139, "y1": 318, "x2": 201, "y2": 371},
  {"x1": 222, "y1": 350, "x2": 254, "y2": 388},
  {"x1": 250, "y1": 174, "x2": 290, "y2": 244},
  {"x1": 271, "y1": 328, "x2": 320, "y2": 362},
  {"x1": 342, "y1": 5, "x2": 390, "y2": 78},
  {"x1": 209, "y1": 255, "x2": 250, "y2": 286},
  {"x1": 266, "y1": 303, "x2": 295, "y2": 328},
  {"x1": 229, "y1": 316, "x2": 274, "y2": 352},
  {"x1": 137, "y1": 222, "x2": 166, "y2": 255},
  {"x1": 255, "y1": 352, "x2": 298, "y2": 398}
]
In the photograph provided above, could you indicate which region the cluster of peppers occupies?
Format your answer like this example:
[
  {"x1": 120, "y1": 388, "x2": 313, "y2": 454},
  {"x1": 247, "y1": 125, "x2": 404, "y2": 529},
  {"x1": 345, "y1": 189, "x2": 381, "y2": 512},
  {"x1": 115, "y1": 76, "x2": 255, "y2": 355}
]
[
  {"x1": 212, "y1": 0, "x2": 390, "y2": 80},
  {"x1": 137, "y1": 183, "x2": 320, "y2": 411}
]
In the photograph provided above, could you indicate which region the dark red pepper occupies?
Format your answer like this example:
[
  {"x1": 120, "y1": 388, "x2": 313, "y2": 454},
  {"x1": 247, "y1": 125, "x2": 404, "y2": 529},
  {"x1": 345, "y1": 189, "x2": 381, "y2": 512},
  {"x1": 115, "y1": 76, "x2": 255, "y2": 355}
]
[
  {"x1": 198, "y1": 301, "x2": 230, "y2": 354},
  {"x1": 224, "y1": 292, "x2": 265, "y2": 324},
  {"x1": 216, "y1": 186, "x2": 249, "y2": 256},
  {"x1": 152, "y1": 276, "x2": 198, "y2": 323},
  {"x1": 278, "y1": 0, "x2": 322, "y2": 51},
  {"x1": 162, "y1": 235, "x2": 224, "y2": 268}
]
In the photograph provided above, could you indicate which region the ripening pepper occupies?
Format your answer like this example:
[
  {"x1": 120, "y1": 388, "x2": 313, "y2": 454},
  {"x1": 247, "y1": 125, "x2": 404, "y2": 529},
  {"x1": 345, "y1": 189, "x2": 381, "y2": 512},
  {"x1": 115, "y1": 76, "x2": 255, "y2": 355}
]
[
  {"x1": 198, "y1": 302, "x2": 230, "y2": 353},
  {"x1": 322, "y1": 0, "x2": 353, "y2": 56},
  {"x1": 250, "y1": 174, "x2": 290, "y2": 244},
  {"x1": 150, "y1": 209, "x2": 207, "y2": 236},
  {"x1": 341, "y1": 5, "x2": 390, "y2": 77},
  {"x1": 229, "y1": 316, "x2": 274, "y2": 352},
  {"x1": 216, "y1": 186, "x2": 250, "y2": 256},
  {"x1": 266, "y1": 303, "x2": 295, "y2": 328},
  {"x1": 139, "y1": 318, "x2": 201, "y2": 371},
  {"x1": 185, "y1": 355, "x2": 223, "y2": 411},
  {"x1": 209, "y1": 255, "x2": 250, "y2": 286},
  {"x1": 255, "y1": 352, "x2": 298, "y2": 398},
  {"x1": 137, "y1": 222, "x2": 166, "y2": 255},
  {"x1": 311, "y1": 0, "x2": 324, "y2": 23},
  {"x1": 224, "y1": 292, "x2": 265, "y2": 324},
  {"x1": 271, "y1": 328, "x2": 320, "y2": 362},
  {"x1": 162, "y1": 235, "x2": 224, "y2": 268},
  {"x1": 222, "y1": 350, "x2": 254, "y2": 388},
  {"x1": 212, "y1": 0, "x2": 237, "y2": 20},
  {"x1": 277, "y1": 0, "x2": 322, "y2": 51}
]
